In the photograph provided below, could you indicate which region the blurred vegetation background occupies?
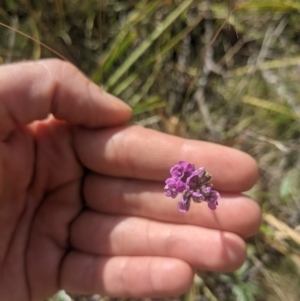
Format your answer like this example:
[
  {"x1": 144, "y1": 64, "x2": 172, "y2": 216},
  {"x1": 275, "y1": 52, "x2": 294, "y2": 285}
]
[{"x1": 1, "y1": 0, "x2": 300, "y2": 300}]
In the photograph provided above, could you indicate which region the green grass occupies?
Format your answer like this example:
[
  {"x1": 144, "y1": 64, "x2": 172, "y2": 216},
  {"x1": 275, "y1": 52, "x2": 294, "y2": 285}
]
[{"x1": 2, "y1": 0, "x2": 300, "y2": 300}]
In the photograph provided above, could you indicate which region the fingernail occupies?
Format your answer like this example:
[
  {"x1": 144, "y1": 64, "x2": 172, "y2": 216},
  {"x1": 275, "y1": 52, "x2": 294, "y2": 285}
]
[{"x1": 103, "y1": 91, "x2": 132, "y2": 111}]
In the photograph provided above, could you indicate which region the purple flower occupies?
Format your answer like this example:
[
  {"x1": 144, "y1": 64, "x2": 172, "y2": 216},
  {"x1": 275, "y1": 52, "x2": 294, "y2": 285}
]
[
  {"x1": 164, "y1": 161, "x2": 220, "y2": 212},
  {"x1": 186, "y1": 168, "x2": 212, "y2": 191},
  {"x1": 170, "y1": 165, "x2": 183, "y2": 180},
  {"x1": 178, "y1": 193, "x2": 191, "y2": 213},
  {"x1": 164, "y1": 178, "x2": 185, "y2": 198},
  {"x1": 205, "y1": 190, "x2": 220, "y2": 210},
  {"x1": 191, "y1": 191, "x2": 204, "y2": 203},
  {"x1": 170, "y1": 161, "x2": 195, "y2": 181},
  {"x1": 201, "y1": 184, "x2": 212, "y2": 196}
]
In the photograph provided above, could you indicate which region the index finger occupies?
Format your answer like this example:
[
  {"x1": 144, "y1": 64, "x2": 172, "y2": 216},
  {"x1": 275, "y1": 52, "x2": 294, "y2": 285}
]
[
  {"x1": 75, "y1": 125, "x2": 258, "y2": 192},
  {"x1": 0, "y1": 59, "x2": 131, "y2": 139}
]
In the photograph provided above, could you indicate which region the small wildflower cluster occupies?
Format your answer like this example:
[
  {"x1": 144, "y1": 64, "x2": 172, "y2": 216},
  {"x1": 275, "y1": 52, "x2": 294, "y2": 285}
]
[{"x1": 164, "y1": 161, "x2": 220, "y2": 213}]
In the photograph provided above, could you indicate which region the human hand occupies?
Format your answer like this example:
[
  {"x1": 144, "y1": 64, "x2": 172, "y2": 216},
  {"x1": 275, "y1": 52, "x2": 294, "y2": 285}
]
[{"x1": 0, "y1": 60, "x2": 261, "y2": 301}]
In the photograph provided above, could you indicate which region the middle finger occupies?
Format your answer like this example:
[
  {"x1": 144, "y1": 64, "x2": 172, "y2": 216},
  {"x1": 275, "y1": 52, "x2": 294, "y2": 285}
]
[{"x1": 84, "y1": 173, "x2": 261, "y2": 238}]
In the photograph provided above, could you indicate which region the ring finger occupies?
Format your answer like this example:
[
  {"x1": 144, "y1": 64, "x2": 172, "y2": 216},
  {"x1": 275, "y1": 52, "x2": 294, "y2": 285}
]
[{"x1": 70, "y1": 210, "x2": 246, "y2": 272}]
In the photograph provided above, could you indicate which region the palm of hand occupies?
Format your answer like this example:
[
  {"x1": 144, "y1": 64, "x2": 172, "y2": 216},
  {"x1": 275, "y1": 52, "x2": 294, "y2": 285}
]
[
  {"x1": 0, "y1": 118, "x2": 84, "y2": 300},
  {"x1": 0, "y1": 60, "x2": 261, "y2": 301}
]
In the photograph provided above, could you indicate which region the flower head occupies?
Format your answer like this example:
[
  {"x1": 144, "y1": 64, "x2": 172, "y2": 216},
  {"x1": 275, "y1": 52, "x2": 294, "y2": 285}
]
[
  {"x1": 164, "y1": 178, "x2": 185, "y2": 198},
  {"x1": 170, "y1": 161, "x2": 195, "y2": 181},
  {"x1": 164, "y1": 161, "x2": 220, "y2": 212}
]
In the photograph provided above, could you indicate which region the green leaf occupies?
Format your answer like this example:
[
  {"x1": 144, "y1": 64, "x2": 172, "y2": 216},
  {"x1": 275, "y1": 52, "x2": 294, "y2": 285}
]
[
  {"x1": 112, "y1": 73, "x2": 139, "y2": 96},
  {"x1": 102, "y1": 30, "x2": 137, "y2": 75},
  {"x1": 232, "y1": 283, "x2": 258, "y2": 301},
  {"x1": 50, "y1": 290, "x2": 72, "y2": 301},
  {"x1": 132, "y1": 96, "x2": 166, "y2": 115},
  {"x1": 280, "y1": 168, "x2": 300, "y2": 199},
  {"x1": 233, "y1": 285, "x2": 248, "y2": 301}
]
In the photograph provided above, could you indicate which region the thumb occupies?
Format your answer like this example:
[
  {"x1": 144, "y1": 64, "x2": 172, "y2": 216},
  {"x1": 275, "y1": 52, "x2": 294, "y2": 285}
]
[{"x1": 0, "y1": 59, "x2": 131, "y2": 139}]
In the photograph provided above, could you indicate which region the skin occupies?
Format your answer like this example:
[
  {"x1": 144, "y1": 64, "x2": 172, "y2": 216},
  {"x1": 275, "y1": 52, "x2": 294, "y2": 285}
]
[{"x1": 0, "y1": 59, "x2": 261, "y2": 301}]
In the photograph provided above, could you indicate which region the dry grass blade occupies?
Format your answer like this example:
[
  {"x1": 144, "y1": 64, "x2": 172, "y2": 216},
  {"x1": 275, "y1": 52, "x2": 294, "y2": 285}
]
[
  {"x1": 0, "y1": 21, "x2": 68, "y2": 61},
  {"x1": 232, "y1": 56, "x2": 300, "y2": 76},
  {"x1": 252, "y1": 256, "x2": 292, "y2": 301},
  {"x1": 242, "y1": 95, "x2": 299, "y2": 120},
  {"x1": 236, "y1": 0, "x2": 300, "y2": 11},
  {"x1": 263, "y1": 213, "x2": 300, "y2": 246}
]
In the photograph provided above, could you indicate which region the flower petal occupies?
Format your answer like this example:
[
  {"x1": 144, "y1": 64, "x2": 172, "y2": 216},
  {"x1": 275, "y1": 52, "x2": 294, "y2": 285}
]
[
  {"x1": 208, "y1": 202, "x2": 217, "y2": 210},
  {"x1": 178, "y1": 198, "x2": 191, "y2": 213}
]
